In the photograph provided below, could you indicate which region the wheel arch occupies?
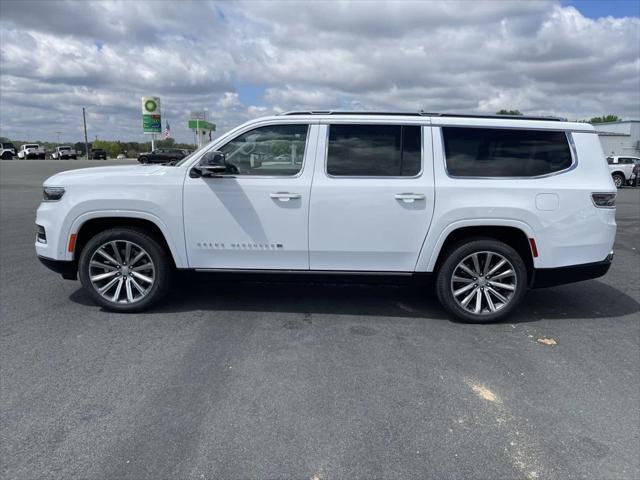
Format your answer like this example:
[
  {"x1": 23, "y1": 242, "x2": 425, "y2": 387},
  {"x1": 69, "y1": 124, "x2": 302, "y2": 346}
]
[
  {"x1": 423, "y1": 222, "x2": 536, "y2": 283},
  {"x1": 69, "y1": 212, "x2": 186, "y2": 268}
]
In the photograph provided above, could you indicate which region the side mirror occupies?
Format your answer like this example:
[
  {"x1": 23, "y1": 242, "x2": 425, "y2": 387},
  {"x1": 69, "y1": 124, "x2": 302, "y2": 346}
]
[{"x1": 193, "y1": 150, "x2": 228, "y2": 176}]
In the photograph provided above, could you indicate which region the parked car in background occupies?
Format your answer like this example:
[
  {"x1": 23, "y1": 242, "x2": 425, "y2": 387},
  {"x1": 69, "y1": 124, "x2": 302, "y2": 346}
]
[
  {"x1": 17, "y1": 144, "x2": 45, "y2": 159},
  {"x1": 116, "y1": 154, "x2": 126, "y2": 159},
  {"x1": 90, "y1": 149, "x2": 107, "y2": 160},
  {"x1": 51, "y1": 146, "x2": 77, "y2": 160},
  {"x1": 607, "y1": 156, "x2": 639, "y2": 187},
  {"x1": 35, "y1": 111, "x2": 616, "y2": 322},
  {"x1": 137, "y1": 148, "x2": 186, "y2": 164},
  {"x1": 1, "y1": 142, "x2": 16, "y2": 159}
]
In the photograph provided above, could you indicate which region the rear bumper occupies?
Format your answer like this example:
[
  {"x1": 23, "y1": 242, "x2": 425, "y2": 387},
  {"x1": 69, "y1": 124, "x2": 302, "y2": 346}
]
[
  {"x1": 38, "y1": 256, "x2": 77, "y2": 280},
  {"x1": 531, "y1": 252, "x2": 613, "y2": 288}
]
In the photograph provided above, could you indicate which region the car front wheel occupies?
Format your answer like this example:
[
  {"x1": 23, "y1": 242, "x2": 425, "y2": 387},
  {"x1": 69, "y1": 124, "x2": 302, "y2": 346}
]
[
  {"x1": 436, "y1": 238, "x2": 528, "y2": 323},
  {"x1": 78, "y1": 228, "x2": 172, "y2": 312}
]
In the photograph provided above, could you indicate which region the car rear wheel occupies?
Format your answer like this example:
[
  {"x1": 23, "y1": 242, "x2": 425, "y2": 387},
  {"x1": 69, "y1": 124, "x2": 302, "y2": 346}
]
[
  {"x1": 612, "y1": 173, "x2": 624, "y2": 188},
  {"x1": 138, "y1": 156, "x2": 149, "y2": 164},
  {"x1": 78, "y1": 228, "x2": 172, "y2": 312},
  {"x1": 1, "y1": 152, "x2": 12, "y2": 160},
  {"x1": 436, "y1": 238, "x2": 528, "y2": 323}
]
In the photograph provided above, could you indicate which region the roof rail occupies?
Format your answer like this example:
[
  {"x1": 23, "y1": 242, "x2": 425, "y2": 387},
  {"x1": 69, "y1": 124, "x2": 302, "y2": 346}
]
[
  {"x1": 278, "y1": 110, "x2": 564, "y2": 121},
  {"x1": 278, "y1": 110, "x2": 421, "y2": 117}
]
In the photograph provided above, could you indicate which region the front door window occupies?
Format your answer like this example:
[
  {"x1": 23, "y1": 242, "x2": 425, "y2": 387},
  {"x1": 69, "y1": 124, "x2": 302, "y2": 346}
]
[{"x1": 218, "y1": 124, "x2": 308, "y2": 176}]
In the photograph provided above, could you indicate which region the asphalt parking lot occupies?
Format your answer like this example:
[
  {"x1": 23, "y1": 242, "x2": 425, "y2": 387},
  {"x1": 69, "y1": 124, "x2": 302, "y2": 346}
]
[{"x1": 1, "y1": 160, "x2": 638, "y2": 480}]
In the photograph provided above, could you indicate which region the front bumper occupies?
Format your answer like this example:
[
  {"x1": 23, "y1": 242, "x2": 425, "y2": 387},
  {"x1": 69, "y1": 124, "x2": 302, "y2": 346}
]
[
  {"x1": 531, "y1": 252, "x2": 613, "y2": 288},
  {"x1": 38, "y1": 256, "x2": 77, "y2": 280}
]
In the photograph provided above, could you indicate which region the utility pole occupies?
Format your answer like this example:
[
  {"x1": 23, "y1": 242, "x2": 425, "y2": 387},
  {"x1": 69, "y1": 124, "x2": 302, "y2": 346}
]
[
  {"x1": 55, "y1": 131, "x2": 62, "y2": 144},
  {"x1": 82, "y1": 107, "x2": 89, "y2": 160}
]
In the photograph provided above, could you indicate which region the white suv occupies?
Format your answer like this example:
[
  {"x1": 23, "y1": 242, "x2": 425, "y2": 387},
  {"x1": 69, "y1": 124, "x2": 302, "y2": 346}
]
[{"x1": 35, "y1": 112, "x2": 616, "y2": 322}]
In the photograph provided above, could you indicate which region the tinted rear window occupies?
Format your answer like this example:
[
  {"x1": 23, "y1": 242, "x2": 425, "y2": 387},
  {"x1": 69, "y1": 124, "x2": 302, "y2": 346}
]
[
  {"x1": 327, "y1": 124, "x2": 421, "y2": 177},
  {"x1": 443, "y1": 127, "x2": 573, "y2": 177}
]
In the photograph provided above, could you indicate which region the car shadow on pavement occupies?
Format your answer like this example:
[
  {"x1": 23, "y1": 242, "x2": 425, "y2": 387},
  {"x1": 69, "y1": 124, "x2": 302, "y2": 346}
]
[{"x1": 68, "y1": 273, "x2": 639, "y2": 323}]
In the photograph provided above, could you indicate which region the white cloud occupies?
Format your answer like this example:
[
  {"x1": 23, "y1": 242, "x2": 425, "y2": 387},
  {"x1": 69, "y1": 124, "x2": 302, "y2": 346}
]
[{"x1": 0, "y1": 0, "x2": 638, "y2": 143}]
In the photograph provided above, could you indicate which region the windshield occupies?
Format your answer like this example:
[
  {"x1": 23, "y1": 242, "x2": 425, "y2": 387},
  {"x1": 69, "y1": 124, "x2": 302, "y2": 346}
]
[{"x1": 175, "y1": 143, "x2": 209, "y2": 166}]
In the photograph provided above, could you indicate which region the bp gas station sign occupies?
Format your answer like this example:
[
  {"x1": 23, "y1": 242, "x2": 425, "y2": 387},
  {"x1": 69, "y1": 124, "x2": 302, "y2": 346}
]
[{"x1": 141, "y1": 96, "x2": 161, "y2": 134}]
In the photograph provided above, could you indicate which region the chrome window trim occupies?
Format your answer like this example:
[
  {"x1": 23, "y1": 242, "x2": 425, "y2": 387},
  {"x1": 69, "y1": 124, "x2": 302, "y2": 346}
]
[
  {"x1": 191, "y1": 123, "x2": 312, "y2": 180},
  {"x1": 440, "y1": 127, "x2": 579, "y2": 180},
  {"x1": 322, "y1": 123, "x2": 424, "y2": 180}
]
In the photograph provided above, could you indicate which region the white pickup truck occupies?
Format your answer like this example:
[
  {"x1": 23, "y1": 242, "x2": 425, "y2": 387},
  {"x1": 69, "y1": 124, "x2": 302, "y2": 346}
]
[
  {"x1": 17, "y1": 144, "x2": 45, "y2": 160},
  {"x1": 51, "y1": 146, "x2": 77, "y2": 160},
  {"x1": 607, "y1": 156, "x2": 639, "y2": 187}
]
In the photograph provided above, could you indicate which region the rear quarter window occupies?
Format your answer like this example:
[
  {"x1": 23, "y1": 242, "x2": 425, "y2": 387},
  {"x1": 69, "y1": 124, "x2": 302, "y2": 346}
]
[{"x1": 443, "y1": 127, "x2": 573, "y2": 177}]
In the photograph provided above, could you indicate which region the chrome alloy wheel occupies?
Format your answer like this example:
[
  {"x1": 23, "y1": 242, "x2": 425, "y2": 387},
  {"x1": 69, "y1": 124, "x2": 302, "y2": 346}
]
[
  {"x1": 88, "y1": 240, "x2": 155, "y2": 304},
  {"x1": 450, "y1": 251, "x2": 517, "y2": 315}
]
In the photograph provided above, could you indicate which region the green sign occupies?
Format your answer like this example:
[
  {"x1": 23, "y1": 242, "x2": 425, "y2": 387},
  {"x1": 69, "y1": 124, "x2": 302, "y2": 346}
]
[
  {"x1": 141, "y1": 96, "x2": 161, "y2": 134},
  {"x1": 143, "y1": 115, "x2": 161, "y2": 133},
  {"x1": 188, "y1": 120, "x2": 216, "y2": 130}
]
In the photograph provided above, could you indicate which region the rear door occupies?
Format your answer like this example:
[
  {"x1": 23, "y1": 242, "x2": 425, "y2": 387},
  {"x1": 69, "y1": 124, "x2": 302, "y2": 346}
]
[{"x1": 309, "y1": 122, "x2": 435, "y2": 272}]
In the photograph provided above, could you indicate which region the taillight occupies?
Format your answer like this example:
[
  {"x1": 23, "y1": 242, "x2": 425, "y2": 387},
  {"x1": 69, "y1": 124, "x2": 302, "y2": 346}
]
[{"x1": 591, "y1": 192, "x2": 616, "y2": 208}]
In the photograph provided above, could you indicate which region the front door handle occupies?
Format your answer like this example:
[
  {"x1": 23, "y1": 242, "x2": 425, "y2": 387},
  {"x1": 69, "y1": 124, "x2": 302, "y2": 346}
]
[
  {"x1": 270, "y1": 192, "x2": 301, "y2": 201},
  {"x1": 394, "y1": 193, "x2": 426, "y2": 203}
]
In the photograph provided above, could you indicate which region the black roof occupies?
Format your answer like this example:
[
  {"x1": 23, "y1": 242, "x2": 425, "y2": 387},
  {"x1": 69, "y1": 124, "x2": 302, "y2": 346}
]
[{"x1": 278, "y1": 110, "x2": 564, "y2": 122}]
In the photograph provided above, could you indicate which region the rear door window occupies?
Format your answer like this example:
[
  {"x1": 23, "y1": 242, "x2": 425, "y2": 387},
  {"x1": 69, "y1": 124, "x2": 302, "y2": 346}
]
[
  {"x1": 327, "y1": 124, "x2": 421, "y2": 177},
  {"x1": 443, "y1": 127, "x2": 573, "y2": 177}
]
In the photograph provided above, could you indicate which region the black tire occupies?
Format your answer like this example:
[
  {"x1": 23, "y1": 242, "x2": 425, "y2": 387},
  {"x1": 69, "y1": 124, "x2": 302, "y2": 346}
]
[
  {"x1": 436, "y1": 238, "x2": 528, "y2": 323},
  {"x1": 612, "y1": 173, "x2": 624, "y2": 188},
  {"x1": 78, "y1": 227, "x2": 172, "y2": 312},
  {"x1": 1, "y1": 152, "x2": 12, "y2": 160},
  {"x1": 138, "y1": 156, "x2": 148, "y2": 164}
]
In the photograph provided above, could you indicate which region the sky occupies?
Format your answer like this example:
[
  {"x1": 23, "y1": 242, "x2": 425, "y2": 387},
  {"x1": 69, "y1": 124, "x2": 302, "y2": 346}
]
[{"x1": 0, "y1": 0, "x2": 639, "y2": 144}]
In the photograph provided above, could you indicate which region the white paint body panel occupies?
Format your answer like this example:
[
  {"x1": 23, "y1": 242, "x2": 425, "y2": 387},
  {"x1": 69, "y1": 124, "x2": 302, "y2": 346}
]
[
  {"x1": 308, "y1": 124, "x2": 435, "y2": 271},
  {"x1": 36, "y1": 114, "x2": 616, "y2": 276},
  {"x1": 36, "y1": 165, "x2": 188, "y2": 267},
  {"x1": 182, "y1": 122, "x2": 319, "y2": 269}
]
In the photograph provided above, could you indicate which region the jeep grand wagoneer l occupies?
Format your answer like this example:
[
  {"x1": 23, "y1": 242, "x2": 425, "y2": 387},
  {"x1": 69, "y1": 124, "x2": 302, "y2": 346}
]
[{"x1": 36, "y1": 112, "x2": 616, "y2": 322}]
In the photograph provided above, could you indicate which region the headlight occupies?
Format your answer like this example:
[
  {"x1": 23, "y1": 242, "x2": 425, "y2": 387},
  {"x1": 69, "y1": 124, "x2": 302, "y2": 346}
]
[{"x1": 43, "y1": 186, "x2": 65, "y2": 201}]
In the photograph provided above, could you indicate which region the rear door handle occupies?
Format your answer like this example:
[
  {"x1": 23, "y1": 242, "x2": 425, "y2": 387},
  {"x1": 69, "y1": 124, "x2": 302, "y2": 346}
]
[
  {"x1": 270, "y1": 192, "x2": 301, "y2": 201},
  {"x1": 394, "y1": 193, "x2": 426, "y2": 203}
]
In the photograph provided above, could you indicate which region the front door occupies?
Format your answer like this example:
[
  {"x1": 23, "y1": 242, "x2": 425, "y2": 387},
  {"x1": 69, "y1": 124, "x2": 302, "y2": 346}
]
[
  {"x1": 309, "y1": 123, "x2": 435, "y2": 272},
  {"x1": 183, "y1": 122, "x2": 317, "y2": 269}
]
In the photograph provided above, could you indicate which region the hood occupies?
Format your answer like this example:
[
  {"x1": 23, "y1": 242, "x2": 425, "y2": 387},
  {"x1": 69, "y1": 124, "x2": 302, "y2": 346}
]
[{"x1": 43, "y1": 164, "x2": 167, "y2": 186}]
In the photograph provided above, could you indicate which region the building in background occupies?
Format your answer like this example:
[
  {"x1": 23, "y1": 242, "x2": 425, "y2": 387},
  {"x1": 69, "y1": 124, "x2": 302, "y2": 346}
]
[{"x1": 595, "y1": 120, "x2": 640, "y2": 157}]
